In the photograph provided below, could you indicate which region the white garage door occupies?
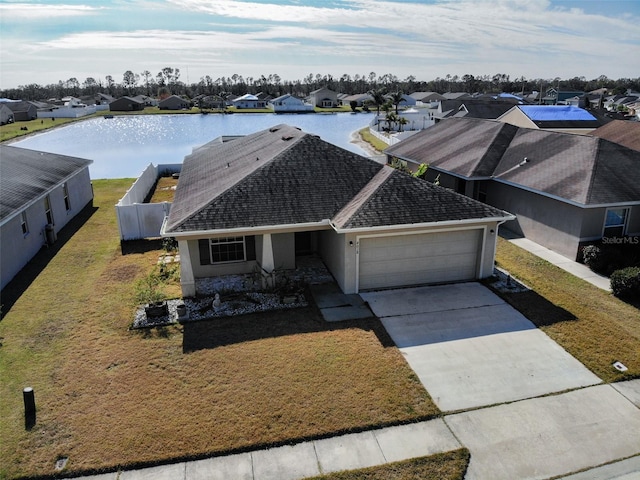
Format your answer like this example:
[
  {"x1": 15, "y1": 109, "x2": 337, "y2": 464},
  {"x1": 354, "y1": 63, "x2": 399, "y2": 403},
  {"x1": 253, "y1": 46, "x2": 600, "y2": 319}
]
[{"x1": 358, "y1": 229, "x2": 483, "y2": 291}]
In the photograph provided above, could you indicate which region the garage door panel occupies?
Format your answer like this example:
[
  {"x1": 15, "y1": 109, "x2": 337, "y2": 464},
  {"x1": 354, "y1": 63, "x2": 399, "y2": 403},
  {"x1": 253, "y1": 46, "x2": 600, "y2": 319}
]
[{"x1": 359, "y1": 230, "x2": 482, "y2": 291}]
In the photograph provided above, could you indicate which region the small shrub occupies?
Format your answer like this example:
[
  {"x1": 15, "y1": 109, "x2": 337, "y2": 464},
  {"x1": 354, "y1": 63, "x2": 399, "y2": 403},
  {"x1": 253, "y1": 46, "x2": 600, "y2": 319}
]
[
  {"x1": 610, "y1": 267, "x2": 640, "y2": 299},
  {"x1": 134, "y1": 269, "x2": 167, "y2": 305},
  {"x1": 582, "y1": 244, "x2": 607, "y2": 273}
]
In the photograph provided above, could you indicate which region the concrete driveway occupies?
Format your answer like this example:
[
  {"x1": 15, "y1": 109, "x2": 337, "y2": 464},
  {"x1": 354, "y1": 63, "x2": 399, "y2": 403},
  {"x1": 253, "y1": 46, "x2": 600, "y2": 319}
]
[{"x1": 360, "y1": 282, "x2": 601, "y2": 411}]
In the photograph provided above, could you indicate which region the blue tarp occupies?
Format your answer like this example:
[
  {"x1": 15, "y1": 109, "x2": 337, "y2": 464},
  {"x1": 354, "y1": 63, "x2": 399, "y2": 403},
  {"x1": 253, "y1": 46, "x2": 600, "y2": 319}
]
[{"x1": 520, "y1": 105, "x2": 596, "y2": 121}]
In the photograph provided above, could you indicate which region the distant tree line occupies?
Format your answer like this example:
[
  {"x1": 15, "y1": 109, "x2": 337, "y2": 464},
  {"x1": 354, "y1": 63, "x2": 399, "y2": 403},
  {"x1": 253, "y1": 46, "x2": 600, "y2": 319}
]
[{"x1": 2, "y1": 67, "x2": 639, "y2": 101}]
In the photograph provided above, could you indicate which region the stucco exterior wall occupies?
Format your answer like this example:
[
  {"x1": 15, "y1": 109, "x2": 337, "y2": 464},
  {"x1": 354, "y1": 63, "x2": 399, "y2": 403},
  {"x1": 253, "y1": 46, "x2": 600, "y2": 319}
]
[
  {"x1": 272, "y1": 233, "x2": 296, "y2": 269},
  {"x1": 0, "y1": 166, "x2": 93, "y2": 290},
  {"x1": 498, "y1": 109, "x2": 537, "y2": 128},
  {"x1": 319, "y1": 230, "x2": 347, "y2": 292},
  {"x1": 489, "y1": 182, "x2": 583, "y2": 259}
]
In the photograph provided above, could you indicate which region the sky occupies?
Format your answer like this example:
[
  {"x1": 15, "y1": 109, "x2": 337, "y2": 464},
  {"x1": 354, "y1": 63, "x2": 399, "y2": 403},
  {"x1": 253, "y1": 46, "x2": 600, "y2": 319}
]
[{"x1": 0, "y1": 0, "x2": 639, "y2": 90}]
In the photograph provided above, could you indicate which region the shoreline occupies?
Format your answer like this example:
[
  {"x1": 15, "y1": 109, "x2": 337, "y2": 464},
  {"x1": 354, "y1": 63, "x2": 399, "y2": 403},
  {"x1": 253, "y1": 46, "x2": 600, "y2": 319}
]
[{"x1": 350, "y1": 128, "x2": 383, "y2": 157}]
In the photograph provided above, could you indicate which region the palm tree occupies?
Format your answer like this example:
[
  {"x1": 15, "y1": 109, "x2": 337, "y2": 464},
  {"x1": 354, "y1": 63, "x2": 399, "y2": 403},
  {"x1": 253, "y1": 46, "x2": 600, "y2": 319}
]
[
  {"x1": 398, "y1": 116, "x2": 408, "y2": 132},
  {"x1": 367, "y1": 88, "x2": 387, "y2": 116},
  {"x1": 389, "y1": 91, "x2": 404, "y2": 114}
]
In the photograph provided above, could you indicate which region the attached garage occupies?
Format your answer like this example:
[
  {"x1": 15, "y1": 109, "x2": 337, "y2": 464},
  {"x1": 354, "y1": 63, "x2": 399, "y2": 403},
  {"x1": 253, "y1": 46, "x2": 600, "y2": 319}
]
[{"x1": 357, "y1": 228, "x2": 483, "y2": 291}]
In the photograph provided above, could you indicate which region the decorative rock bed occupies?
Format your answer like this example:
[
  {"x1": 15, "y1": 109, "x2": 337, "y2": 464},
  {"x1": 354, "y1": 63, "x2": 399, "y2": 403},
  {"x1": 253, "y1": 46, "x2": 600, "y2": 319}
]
[{"x1": 132, "y1": 292, "x2": 308, "y2": 329}]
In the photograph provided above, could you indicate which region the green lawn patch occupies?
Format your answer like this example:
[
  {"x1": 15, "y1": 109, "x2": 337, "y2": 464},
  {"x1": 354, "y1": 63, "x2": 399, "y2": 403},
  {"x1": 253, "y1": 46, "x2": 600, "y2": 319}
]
[
  {"x1": 494, "y1": 237, "x2": 640, "y2": 382},
  {"x1": 358, "y1": 127, "x2": 387, "y2": 153},
  {"x1": 0, "y1": 180, "x2": 437, "y2": 479},
  {"x1": 305, "y1": 449, "x2": 469, "y2": 480}
]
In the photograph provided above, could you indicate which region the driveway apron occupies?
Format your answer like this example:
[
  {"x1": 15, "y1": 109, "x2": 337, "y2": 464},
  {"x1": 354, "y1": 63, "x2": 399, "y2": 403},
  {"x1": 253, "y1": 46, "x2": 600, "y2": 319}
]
[{"x1": 360, "y1": 283, "x2": 601, "y2": 411}]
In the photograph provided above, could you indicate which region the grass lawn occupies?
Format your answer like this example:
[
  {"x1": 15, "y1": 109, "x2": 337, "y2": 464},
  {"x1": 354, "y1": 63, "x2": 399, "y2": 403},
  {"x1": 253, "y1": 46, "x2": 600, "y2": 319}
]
[
  {"x1": 0, "y1": 180, "x2": 437, "y2": 479},
  {"x1": 306, "y1": 449, "x2": 469, "y2": 480},
  {"x1": 493, "y1": 237, "x2": 640, "y2": 382},
  {"x1": 358, "y1": 127, "x2": 387, "y2": 153}
]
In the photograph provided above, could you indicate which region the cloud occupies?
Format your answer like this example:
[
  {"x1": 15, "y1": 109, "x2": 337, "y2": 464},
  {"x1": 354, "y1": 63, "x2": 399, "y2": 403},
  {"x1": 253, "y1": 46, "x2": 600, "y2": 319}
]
[{"x1": 0, "y1": 3, "x2": 103, "y2": 19}]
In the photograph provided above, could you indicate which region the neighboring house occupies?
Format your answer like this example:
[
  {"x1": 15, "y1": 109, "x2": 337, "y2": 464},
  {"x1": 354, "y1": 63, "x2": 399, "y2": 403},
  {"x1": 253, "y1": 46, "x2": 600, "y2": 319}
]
[
  {"x1": 95, "y1": 93, "x2": 115, "y2": 105},
  {"x1": 590, "y1": 120, "x2": 640, "y2": 152},
  {"x1": 193, "y1": 95, "x2": 225, "y2": 110},
  {"x1": 232, "y1": 94, "x2": 267, "y2": 109},
  {"x1": 341, "y1": 93, "x2": 372, "y2": 107},
  {"x1": 109, "y1": 96, "x2": 145, "y2": 111},
  {"x1": 385, "y1": 94, "x2": 416, "y2": 107},
  {"x1": 268, "y1": 94, "x2": 314, "y2": 113},
  {"x1": 159, "y1": 95, "x2": 190, "y2": 110},
  {"x1": 385, "y1": 117, "x2": 640, "y2": 260},
  {"x1": 133, "y1": 95, "x2": 159, "y2": 107},
  {"x1": 0, "y1": 104, "x2": 14, "y2": 124},
  {"x1": 541, "y1": 89, "x2": 585, "y2": 105},
  {"x1": 437, "y1": 99, "x2": 518, "y2": 121},
  {"x1": 3, "y1": 100, "x2": 39, "y2": 121},
  {"x1": 497, "y1": 105, "x2": 603, "y2": 134},
  {"x1": 161, "y1": 124, "x2": 513, "y2": 297},
  {"x1": 442, "y1": 92, "x2": 471, "y2": 100},
  {"x1": 309, "y1": 87, "x2": 338, "y2": 108},
  {"x1": 410, "y1": 92, "x2": 446, "y2": 105},
  {"x1": 0, "y1": 145, "x2": 94, "y2": 290}
]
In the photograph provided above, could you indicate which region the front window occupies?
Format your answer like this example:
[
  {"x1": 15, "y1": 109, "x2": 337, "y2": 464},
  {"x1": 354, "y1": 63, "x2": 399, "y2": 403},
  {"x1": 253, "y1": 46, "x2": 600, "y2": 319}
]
[
  {"x1": 603, "y1": 208, "x2": 628, "y2": 238},
  {"x1": 210, "y1": 236, "x2": 246, "y2": 263}
]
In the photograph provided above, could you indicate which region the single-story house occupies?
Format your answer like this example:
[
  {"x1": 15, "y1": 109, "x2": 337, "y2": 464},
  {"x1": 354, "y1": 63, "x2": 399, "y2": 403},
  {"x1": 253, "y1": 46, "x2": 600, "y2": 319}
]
[
  {"x1": 385, "y1": 117, "x2": 640, "y2": 260},
  {"x1": 497, "y1": 105, "x2": 604, "y2": 134},
  {"x1": 95, "y1": 93, "x2": 115, "y2": 105},
  {"x1": 437, "y1": 99, "x2": 518, "y2": 121},
  {"x1": 0, "y1": 103, "x2": 14, "y2": 124},
  {"x1": 341, "y1": 93, "x2": 373, "y2": 108},
  {"x1": 442, "y1": 92, "x2": 471, "y2": 100},
  {"x1": 232, "y1": 94, "x2": 267, "y2": 109},
  {"x1": 410, "y1": 92, "x2": 446, "y2": 105},
  {"x1": 159, "y1": 95, "x2": 190, "y2": 110},
  {"x1": 386, "y1": 94, "x2": 416, "y2": 107},
  {"x1": 268, "y1": 94, "x2": 314, "y2": 113},
  {"x1": 591, "y1": 120, "x2": 640, "y2": 152},
  {"x1": 309, "y1": 87, "x2": 338, "y2": 108},
  {"x1": 3, "y1": 100, "x2": 39, "y2": 121},
  {"x1": 0, "y1": 145, "x2": 94, "y2": 290},
  {"x1": 541, "y1": 89, "x2": 585, "y2": 105},
  {"x1": 161, "y1": 124, "x2": 513, "y2": 297},
  {"x1": 109, "y1": 96, "x2": 145, "y2": 112},
  {"x1": 133, "y1": 95, "x2": 159, "y2": 107}
]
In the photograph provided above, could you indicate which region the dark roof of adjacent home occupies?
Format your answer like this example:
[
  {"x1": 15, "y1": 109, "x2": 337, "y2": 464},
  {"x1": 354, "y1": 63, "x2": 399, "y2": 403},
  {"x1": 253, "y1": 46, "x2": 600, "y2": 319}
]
[
  {"x1": 590, "y1": 120, "x2": 640, "y2": 152},
  {"x1": 0, "y1": 145, "x2": 92, "y2": 222},
  {"x1": 165, "y1": 124, "x2": 512, "y2": 234},
  {"x1": 332, "y1": 167, "x2": 511, "y2": 230},
  {"x1": 410, "y1": 92, "x2": 445, "y2": 101},
  {"x1": 385, "y1": 117, "x2": 518, "y2": 178},
  {"x1": 385, "y1": 117, "x2": 640, "y2": 206},
  {"x1": 494, "y1": 129, "x2": 640, "y2": 205},
  {"x1": 445, "y1": 100, "x2": 517, "y2": 120}
]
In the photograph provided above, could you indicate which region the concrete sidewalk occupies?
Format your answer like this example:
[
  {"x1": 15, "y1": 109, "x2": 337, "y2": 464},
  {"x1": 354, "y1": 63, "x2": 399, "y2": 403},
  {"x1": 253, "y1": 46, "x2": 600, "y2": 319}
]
[
  {"x1": 77, "y1": 420, "x2": 461, "y2": 480},
  {"x1": 503, "y1": 234, "x2": 611, "y2": 291}
]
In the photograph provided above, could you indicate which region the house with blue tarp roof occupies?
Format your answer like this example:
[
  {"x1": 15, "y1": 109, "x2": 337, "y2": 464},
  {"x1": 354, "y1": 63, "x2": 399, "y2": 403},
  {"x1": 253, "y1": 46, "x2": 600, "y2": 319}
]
[{"x1": 497, "y1": 105, "x2": 603, "y2": 134}]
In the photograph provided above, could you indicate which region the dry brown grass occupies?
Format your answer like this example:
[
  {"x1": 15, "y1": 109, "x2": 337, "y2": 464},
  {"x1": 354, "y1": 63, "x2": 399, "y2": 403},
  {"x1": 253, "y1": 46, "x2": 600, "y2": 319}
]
[
  {"x1": 148, "y1": 177, "x2": 178, "y2": 203},
  {"x1": 305, "y1": 449, "x2": 470, "y2": 480},
  {"x1": 494, "y1": 237, "x2": 640, "y2": 383},
  {"x1": 0, "y1": 180, "x2": 436, "y2": 479}
]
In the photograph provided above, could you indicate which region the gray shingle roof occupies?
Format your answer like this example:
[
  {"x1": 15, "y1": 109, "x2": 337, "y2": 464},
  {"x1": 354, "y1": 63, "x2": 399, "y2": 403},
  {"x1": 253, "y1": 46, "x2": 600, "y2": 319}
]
[
  {"x1": 385, "y1": 118, "x2": 518, "y2": 178},
  {"x1": 591, "y1": 120, "x2": 640, "y2": 152},
  {"x1": 165, "y1": 125, "x2": 383, "y2": 233},
  {"x1": 333, "y1": 166, "x2": 511, "y2": 230},
  {"x1": 495, "y1": 129, "x2": 640, "y2": 205},
  {"x1": 384, "y1": 117, "x2": 640, "y2": 206},
  {"x1": 0, "y1": 145, "x2": 92, "y2": 222},
  {"x1": 165, "y1": 124, "x2": 511, "y2": 235}
]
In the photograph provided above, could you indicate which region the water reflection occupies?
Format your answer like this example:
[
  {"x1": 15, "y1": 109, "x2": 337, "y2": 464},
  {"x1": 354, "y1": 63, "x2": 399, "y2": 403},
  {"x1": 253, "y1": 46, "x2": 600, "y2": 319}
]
[{"x1": 13, "y1": 113, "x2": 374, "y2": 179}]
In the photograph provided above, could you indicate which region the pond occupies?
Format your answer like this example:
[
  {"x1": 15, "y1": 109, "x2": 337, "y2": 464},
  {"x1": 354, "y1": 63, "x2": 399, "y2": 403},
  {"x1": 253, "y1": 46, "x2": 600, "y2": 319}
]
[{"x1": 12, "y1": 112, "x2": 375, "y2": 179}]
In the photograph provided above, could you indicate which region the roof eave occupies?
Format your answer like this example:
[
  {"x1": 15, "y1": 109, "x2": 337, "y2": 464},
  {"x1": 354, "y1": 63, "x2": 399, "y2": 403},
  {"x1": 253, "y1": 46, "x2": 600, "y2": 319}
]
[
  {"x1": 330, "y1": 215, "x2": 515, "y2": 234},
  {"x1": 162, "y1": 219, "x2": 333, "y2": 238}
]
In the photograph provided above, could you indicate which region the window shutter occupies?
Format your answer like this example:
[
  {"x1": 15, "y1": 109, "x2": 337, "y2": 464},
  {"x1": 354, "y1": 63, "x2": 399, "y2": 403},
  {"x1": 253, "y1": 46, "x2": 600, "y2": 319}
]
[
  {"x1": 198, "y1": 239, "x2": 211, "y2": 265},
  {"x1": 245, "y1": 236, "x2": 256, "y2": 261}
]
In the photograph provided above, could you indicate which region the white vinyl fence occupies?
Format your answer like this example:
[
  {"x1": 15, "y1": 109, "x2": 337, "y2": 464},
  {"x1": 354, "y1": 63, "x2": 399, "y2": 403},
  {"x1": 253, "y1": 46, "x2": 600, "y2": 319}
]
[{"x1": 115, "y1": 163, "x2": 181, "y2": 241}]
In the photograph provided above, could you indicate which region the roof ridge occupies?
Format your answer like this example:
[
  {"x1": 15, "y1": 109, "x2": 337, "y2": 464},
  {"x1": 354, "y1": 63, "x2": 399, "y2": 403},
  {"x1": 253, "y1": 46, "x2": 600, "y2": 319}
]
[
  {"x1": 584, "y1": 136, "x2": 602, "y2": 205},
  {"x1": 331, "y1": 166, "x2": 394, "y2": 229},
  {"x1": 475, "y1": 122, "x2": 519, "y2": 177}
]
